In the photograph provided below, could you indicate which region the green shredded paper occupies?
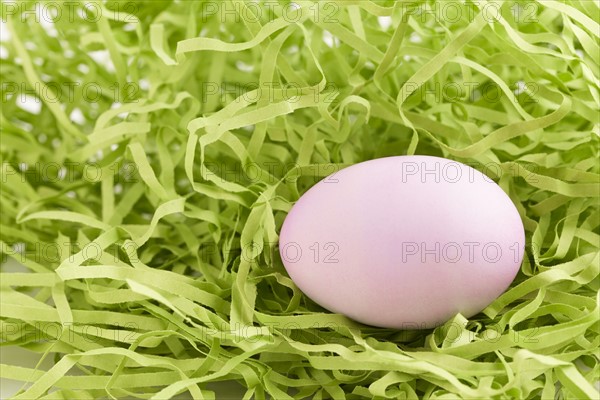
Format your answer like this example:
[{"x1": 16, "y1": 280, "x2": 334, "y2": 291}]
[{"x1": 1, "y1": 0, "x2": 599, "y2": 398}]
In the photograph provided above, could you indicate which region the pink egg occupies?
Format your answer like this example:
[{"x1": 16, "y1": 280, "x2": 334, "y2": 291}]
[{"x1": 279, "y1": 156, "x2": 525, "y2": 329}]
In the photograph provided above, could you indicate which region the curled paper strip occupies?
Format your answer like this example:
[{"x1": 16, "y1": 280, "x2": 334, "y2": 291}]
[{"x1": 1, "y1": 1, "x2": 599, "y2": 399}]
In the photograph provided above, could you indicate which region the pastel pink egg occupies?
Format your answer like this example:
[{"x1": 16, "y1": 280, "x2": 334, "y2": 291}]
[{"x1": 279, "y1": 156, "x2": 525, "y2": 329}]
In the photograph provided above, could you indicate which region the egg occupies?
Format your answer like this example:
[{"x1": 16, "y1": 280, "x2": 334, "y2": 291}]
[{"x1": 279, "y1": 156, "x2": 525, "y2": 329}]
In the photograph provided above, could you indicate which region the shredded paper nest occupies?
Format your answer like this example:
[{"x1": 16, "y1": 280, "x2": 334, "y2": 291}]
[{"x1": 1, "y1": 1, "x2": 599, "y2": 399}]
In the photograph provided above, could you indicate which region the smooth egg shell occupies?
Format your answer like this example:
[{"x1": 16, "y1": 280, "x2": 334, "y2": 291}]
[{"x1": 279, "y1": 155, "x2": 525, "y2": 329}]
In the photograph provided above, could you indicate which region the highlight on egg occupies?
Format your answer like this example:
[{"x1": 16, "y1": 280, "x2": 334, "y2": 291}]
[{"x1": 279, "y1": 155, "x2": 525, "y2": 329}]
